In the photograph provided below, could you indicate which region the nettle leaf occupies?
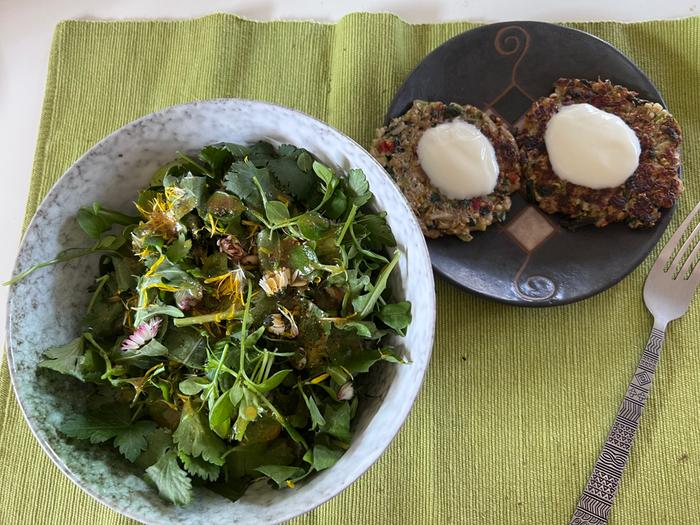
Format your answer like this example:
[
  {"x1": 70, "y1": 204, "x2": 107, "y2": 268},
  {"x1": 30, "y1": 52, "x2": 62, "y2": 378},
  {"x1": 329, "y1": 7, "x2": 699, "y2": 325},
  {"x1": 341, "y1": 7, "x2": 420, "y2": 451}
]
[
  {"x1": 265, "y1": 200, "x2": 290, "y2": 225},
  {"x1": 115, "y1": 339, "x2": 169, "y2": 369},
  {"x1": 224, "y1": 142, "x2": 251, "y2": 159},
  {"x1": 173, "y1": 401, "x2": 227, "y2": 465},
  {"x1": 256, "y1": 465, "x2": 306, "y2": 488},
  {"x1": 135, "y1": 428, "x2": 173, "y2": 469},
  {"x1": 179, "y1": 451, "x2": 221, "y2": 482},
  {"x1": 60, "y1": 404, "x2": 156, "y2": 462},
  {"x1": 320, "y1": 402, "x2": 352, "y2": 442},
  {"x1": 145, "y1": 449, "x2": 193, "y2": 506},
  {"x1": 199, "y1": 145, "x2": 233, "y2": 177},
  {"x1": 346, "y1": 169, "x2": 372, "y2": 207},
  {"x1": 378, "y1": 301, "x2": 412, "y2": 336}
]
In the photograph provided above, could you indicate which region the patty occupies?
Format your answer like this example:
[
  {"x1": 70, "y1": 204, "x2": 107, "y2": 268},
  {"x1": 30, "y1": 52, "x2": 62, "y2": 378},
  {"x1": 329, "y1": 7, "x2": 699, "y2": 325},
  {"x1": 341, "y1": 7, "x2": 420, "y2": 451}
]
[
  {"x1": 518, "y1": 78, "x2": 683, "y2": 229},
  {"x1": 370, "y1": 100, "x2": 521, "y2": 241}
]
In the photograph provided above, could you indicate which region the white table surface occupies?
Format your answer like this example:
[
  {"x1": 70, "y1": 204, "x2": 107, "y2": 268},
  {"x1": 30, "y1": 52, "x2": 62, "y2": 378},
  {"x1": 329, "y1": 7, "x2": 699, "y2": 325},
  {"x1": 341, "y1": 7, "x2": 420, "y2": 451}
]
[{"x1": 0, "y1": 0, "x2": 697, "y2": 353}]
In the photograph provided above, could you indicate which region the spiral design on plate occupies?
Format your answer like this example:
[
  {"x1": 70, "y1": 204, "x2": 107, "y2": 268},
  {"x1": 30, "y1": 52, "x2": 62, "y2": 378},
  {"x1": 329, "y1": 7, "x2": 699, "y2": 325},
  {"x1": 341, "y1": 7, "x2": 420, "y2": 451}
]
[
  {"x1": 494, "y1": 25, "x2": 531, "y2": 84},
  {"x1": 516, "y1": 274, "x2": 557, "y2": 301}
]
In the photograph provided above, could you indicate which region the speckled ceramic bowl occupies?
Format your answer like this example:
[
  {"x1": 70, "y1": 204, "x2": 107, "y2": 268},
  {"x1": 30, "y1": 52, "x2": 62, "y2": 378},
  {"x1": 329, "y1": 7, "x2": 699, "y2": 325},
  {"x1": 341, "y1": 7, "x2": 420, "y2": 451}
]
[{"x1": 6, "y1": 100, "x2": 435, "y2": 524}]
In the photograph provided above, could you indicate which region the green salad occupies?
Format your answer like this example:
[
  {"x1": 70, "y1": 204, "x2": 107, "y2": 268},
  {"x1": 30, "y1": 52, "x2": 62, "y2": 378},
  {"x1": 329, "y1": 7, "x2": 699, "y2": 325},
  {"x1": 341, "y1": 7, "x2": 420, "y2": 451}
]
[{"x1": 14, "y1": 141, "x2": 411, "y2": 505}]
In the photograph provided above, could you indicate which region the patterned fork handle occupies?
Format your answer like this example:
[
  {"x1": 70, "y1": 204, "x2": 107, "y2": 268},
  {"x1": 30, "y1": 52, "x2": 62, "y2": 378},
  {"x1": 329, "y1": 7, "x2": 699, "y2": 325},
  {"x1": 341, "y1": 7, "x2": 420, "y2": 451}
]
[{"x1": 569, "y1": 326, "x2": 666, "y2": 525}]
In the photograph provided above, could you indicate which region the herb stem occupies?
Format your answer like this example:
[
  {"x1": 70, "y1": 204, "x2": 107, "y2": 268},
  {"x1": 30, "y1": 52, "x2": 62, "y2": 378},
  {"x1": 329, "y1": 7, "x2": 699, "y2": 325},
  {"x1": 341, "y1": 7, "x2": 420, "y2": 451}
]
[
  {"x1": 86, "y1": 275, "x2": 110, "y2": 314},
  {"x1": 239, "y1": 281, "x2": 253, "y2": 377},
  {"x1": 336, "y1": 204, "x2": 358, "y2": 246}
]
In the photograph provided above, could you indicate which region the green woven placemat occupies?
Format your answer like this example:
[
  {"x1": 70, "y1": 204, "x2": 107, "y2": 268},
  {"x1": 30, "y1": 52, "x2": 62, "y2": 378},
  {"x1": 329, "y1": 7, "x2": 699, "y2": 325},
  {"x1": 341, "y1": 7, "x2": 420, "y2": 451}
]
[{"x1": 2, "y1": 13, "x2": 699, "y2": 524}]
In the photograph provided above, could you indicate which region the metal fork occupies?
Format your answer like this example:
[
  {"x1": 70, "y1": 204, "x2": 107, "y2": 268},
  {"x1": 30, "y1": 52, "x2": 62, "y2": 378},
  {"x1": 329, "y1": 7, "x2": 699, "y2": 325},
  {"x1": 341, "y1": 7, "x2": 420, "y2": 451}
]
[{"x1": 569, "y1": 201, "x2": 700, "y2": 525}]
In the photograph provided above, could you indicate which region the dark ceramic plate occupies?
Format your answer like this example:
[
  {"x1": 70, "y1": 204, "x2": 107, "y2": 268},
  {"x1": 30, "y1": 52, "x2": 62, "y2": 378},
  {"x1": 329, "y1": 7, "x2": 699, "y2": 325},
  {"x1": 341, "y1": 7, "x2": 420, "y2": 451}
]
[{"x1": 386, "y1": 21, "x2": 677, "y2": 306}]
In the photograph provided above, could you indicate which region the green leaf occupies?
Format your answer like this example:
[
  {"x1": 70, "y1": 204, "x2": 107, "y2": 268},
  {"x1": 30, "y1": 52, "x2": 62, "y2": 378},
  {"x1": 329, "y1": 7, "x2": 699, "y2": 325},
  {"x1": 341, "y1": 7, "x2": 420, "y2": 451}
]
[
  {"x1": 296, "y1": 212, "x2": 332, "y2": 241},
  {"x1": 320, "y1": 402, "x2": 352, "y2": 442},
  {"x1": 209, "y1": 390, "x2": 235, "y2": 438},
  {"x1": 224, "y1": 142, "x2": 251, "y2": 159},
  {"x1": 179, "y1": 175, "x2": 208, "y2": 212},
  {"x1": 145, "y1": 449, "x2": 192, "y2": 506},
  {"x1": 199, "y1": 145, "x2": 233, "y2": 177},
  {"x1": 255, "y1": 369, "x2": 293, "y2": 393},
  {"x1": 179, "y1": 376, "x2": 210, "y2": 396},
  {"x1": 115, "y1": 339, "x2": 169, "y2": 369},
  {"x1": 77, "y1": 207, "x2": 109, "y2": 239},
  {"x1": 308, "y1": 444, "x2": 344, "y2": 471},
  {"x1": 111, "y1": 256, "x2": 135, "y2": 292},
  {"x1": 223, "y1": 160, "x2": 273, "y2": 210},
  {"x1": 351, "y1": 250, "x2": 400, "y2": 318},
  {"x1": 179, "y1": 451, "x2": 221, "y2": 482},
  {"x1": 166, "y1": 238, "x2": 192, "y2": 263},
  {"x1": 296, "y1": 151, "x2": 314, "y2": 172},
  {"x1": 312, "y1": 161, "x2": 334, "y2": 187},
  {"x1": 268, "y1": 156, "x2": 317, "y2": 202},
  {"x1": 332, "y1": 347, "x2": 403, "y2": 374},
  {"x1": 336, "y1": 320, "x2": 375, "y2": 338},
  {"x1": 173, "y1": 401, "x2": 227, "y2": 465},
  {"x1": 324, "y1": 188, "x2": 348, "y2": 220},
  {"x1": 346, "y1": 169, "x2": 372, "y2": 207},
  {"x1": 135, "y1": 428, "x2": 173, "y2": 469},
  {"x1": 162, "y1": 327, "x2": 207, "y2": 369},
  {"x1": 356, "y1": 213, "x2": 396, "y2": 249},
  {"x1": 265, "y1": 200, "x2": 290, "y2": 225},
  {"x1": 299, "y1": 387, "x2": 325, "y2": 430},
  {"x1": 244, "y1": 326, "x2": 266, "y2": 348},
  {"x1": 378, "y1": 301, "x2": 412, "y2": 336},
  {"x1": 256, "y1": 465, "x2": 306, "y2": 488},
  {"x1": 38, "y1": 337, "x2": 88, "y2": 380},
  {"x1": 288, "y1": 244, "x2": 319, "y2": 277},
  {"x1": 248, "y1": 141, "x2": 277, "y2": 166},
  {"x1": 60, "y1": 404, "x2": 156, "y2": 462},
  {"x1": 134, "y1": 304, "x2": 184, "y2": 327}
]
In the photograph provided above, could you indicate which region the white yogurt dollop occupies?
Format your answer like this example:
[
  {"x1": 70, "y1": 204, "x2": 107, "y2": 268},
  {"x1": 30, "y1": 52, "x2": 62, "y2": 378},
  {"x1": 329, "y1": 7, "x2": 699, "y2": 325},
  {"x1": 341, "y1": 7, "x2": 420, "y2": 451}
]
[
  {"x1": 417, "y1": 120, "x2": 499, "y2": 200},
  {"x1": 544, "y1": 103, "x2": 641, "y2": 189}
]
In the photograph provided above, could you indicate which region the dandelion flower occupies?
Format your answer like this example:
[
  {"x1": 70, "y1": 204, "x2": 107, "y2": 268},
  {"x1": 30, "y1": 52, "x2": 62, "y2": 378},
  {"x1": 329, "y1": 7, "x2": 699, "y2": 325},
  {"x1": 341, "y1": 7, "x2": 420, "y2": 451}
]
[{"x1": 259, "y1": 268, "x2": 291, "y2": 296}]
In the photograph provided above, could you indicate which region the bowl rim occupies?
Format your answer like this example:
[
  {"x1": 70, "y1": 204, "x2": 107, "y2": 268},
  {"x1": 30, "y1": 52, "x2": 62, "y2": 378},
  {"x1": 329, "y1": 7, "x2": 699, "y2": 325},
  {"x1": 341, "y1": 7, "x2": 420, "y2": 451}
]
[{"x1": 5, "y1": 97, "x2": 436, "y2": 524}]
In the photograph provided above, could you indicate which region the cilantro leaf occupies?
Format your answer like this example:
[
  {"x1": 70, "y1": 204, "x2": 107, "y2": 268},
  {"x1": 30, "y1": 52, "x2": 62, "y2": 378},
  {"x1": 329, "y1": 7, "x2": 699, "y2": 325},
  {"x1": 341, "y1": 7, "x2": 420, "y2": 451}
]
[
  {"x1": 346, "y1": 169, "x2": 372, "y2": 207},
  {"x1": 268, "y1": 156, "x2": 317, "y2": 202},
  {"x1": 60, "y1": 404, "x2": 156, "y2": 462},
  {"x1": 223, "y1": 160, "x2": 272, "y2": 210},
  {"x1": 199, "y1": 145, "x2": 233, "y2": 177},
  {"x1": 173, "y1": 400, "x2": 227, "y2": 465},
  {"x1": 145, "y1": 449, "x2": 192, "y2": 506}
]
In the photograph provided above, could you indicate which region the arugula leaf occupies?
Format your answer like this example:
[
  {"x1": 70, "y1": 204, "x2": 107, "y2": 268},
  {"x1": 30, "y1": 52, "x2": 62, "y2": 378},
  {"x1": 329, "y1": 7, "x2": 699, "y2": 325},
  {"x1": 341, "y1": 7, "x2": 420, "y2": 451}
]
[
  {"x1": 256, "y1": 465, "x2": 306, "y2": 488},
  {"x1": 306, "y1": 444, "x2": 344, "y2": 471},
  {"x1": 179, "y1": 451, "x2": 221, "y2": 482},
  {"x1": 61, "y1": 404, "x2": 156, "y2": 462},
  {"x1": 115, "y1": 339, "x2": 169, "y2": 369},
  {"x1": 173, "y1": 400, "x2": 227, "y2": 465},
  {"x1": 320, "y1": 402, "x2": 352, "y2": 442},
  {"x1": 352, "y1": 250, "x2": 400, "y2": 318},
  {"x1": 145, "y1": 449, "x2": 192, "y2": 506},
  {"x1": 378, "y1": 301, "x2": 412, "y2": 336}
]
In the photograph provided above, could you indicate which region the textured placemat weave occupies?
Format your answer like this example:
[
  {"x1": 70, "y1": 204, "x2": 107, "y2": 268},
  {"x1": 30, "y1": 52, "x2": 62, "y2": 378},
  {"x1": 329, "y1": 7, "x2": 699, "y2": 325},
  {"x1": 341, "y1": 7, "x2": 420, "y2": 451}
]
[{"x1": 2, "y1": 13, "x2": 699, "y2": 524}]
